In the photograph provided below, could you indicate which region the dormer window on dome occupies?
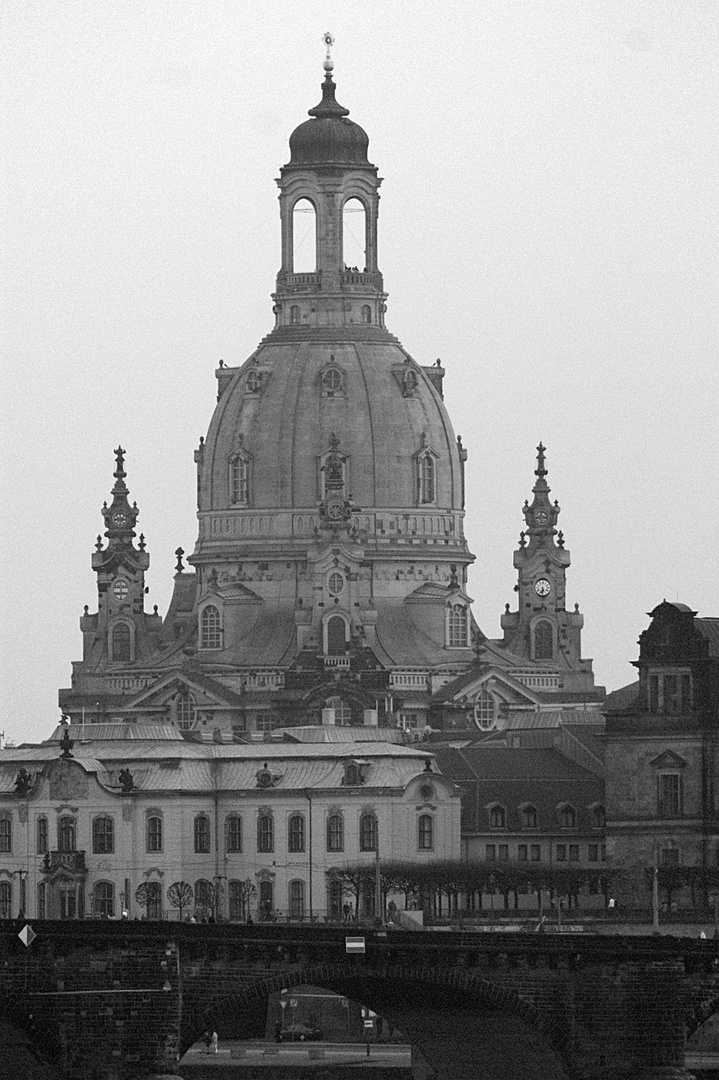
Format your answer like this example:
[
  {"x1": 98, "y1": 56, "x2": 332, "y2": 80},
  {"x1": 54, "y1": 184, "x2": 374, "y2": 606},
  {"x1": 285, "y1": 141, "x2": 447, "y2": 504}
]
[{"x1": 342, "y1": 760, "x2": 369, "y2": 786}]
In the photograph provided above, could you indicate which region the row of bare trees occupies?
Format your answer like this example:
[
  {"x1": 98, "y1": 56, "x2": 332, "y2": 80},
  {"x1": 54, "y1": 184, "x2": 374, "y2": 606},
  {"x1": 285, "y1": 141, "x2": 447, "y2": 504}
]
[
  {"x1": 133, "y1": 878, "x2": 257, "y2": 920},
  {"x1": 328, "y1": 859, "x2": 616, "y2": 916}
]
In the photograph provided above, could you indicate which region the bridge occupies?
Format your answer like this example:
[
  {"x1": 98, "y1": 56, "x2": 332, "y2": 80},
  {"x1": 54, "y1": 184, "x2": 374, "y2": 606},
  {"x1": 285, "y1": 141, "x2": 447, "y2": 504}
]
[{"x1": 1, "y1": 921, "x2": 717, "y2": 1079}]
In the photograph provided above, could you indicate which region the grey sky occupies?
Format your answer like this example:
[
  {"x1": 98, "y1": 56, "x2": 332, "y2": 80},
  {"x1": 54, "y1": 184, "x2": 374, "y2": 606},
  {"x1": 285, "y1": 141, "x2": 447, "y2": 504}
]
[{"x1": 2, "y1": 1, "x2": 718, "y2": 745}]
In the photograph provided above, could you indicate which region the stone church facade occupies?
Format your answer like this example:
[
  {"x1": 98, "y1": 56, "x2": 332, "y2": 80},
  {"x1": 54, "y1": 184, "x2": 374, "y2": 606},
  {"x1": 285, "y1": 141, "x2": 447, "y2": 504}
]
[{"x1": 58, "y1": 54, "x2": 603, "y2": 741}]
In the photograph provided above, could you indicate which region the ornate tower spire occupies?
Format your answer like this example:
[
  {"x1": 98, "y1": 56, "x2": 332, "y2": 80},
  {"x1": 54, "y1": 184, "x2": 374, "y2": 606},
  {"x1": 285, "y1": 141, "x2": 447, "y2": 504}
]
[
  {"x1": 272, "y1": 38, "x2": 387, "y2": 334},
  {"x1": 101, "y1": 446, "x2": 140, "y2": 545},
  {"x1": 500, "y1": 445, "x2": 594, "y2": 691},
  {"x1": 521, "y1": 441, "x2": 561, "y2": 550}
]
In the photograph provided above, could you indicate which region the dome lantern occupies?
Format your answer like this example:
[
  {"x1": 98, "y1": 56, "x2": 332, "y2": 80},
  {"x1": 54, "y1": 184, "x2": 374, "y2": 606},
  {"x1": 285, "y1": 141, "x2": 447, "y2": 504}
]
[{"x1": 273, "y1": 36, "x2": 385, "y2": 333}]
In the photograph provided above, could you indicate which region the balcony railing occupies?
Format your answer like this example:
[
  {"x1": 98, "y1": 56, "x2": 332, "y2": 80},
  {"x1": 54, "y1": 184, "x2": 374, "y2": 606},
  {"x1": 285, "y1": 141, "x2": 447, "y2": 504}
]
[
  {"x1": 323, "y1": 656, "x2": 351, "y2": 670},
  {"x1": 43, "y1": 851, "x2": 87, "y2": 875},
  {"x1": 280, "y1": 272, "x2": 321, "y2": 289},
  {"x1": 341, "y1": 271, "x2": 379, "y2": 287}
]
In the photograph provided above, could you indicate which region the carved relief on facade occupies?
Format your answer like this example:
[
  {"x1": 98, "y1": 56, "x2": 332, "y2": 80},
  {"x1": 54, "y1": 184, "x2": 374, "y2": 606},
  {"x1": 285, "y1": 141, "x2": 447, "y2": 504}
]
[{"x1": 49, "y1": 762, "x2": 89, "y2": 801}]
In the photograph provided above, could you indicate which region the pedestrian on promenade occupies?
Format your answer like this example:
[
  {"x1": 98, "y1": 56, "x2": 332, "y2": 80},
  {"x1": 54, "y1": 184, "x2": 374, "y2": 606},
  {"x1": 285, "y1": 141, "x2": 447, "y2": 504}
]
[{"x1": 211, "y1": 1031, "x2": 218, "y2": 1054}]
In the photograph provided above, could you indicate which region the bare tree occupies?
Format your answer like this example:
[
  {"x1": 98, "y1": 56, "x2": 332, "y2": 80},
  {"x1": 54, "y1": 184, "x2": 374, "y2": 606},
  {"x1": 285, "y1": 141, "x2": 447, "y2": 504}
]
[{"x1": 167, "y1": 881, "x2": 193, "y2": 921}]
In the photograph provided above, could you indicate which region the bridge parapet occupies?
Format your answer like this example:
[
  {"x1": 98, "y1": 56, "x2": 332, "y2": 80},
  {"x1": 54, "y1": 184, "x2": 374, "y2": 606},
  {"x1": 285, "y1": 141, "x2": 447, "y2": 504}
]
[{"x1": 0, "y1": 922, "x2": 714, "y2": 1079}]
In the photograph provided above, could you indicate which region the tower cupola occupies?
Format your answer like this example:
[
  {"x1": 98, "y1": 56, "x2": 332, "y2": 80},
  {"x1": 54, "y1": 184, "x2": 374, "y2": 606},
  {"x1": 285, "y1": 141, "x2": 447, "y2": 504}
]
[{"x1": 272, "y1": 34, "x2": 386, "y2": 333}]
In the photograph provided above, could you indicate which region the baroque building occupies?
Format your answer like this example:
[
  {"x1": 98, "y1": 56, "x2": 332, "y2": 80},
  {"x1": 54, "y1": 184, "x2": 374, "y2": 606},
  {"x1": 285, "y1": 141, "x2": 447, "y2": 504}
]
[
  {"x1": 605, "y1": 601, "x2": 719, "y2": 905},
  {"x1": 57, "y1": 51, "x2": 601, "y2": 740},
  {"x1": 0, "y1": 725, "x2": 459, "y2": 921}
]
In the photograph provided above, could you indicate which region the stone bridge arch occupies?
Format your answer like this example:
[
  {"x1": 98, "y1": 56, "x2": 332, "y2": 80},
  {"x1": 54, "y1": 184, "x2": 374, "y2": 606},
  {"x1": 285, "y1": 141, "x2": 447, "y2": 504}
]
[{"x1": 183, "y1": 961, "x2": 571, "y2": 1080}]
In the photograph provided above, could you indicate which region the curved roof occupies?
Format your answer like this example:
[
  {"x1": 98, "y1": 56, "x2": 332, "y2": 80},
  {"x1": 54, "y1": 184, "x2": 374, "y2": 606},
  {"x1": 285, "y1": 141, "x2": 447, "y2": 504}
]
[
  {"x1": 199, "y1": 340, "x2": 463, "y2": 519},
  {"x1": 287, "y1": 75, "x2": 371, "y2": 169}
]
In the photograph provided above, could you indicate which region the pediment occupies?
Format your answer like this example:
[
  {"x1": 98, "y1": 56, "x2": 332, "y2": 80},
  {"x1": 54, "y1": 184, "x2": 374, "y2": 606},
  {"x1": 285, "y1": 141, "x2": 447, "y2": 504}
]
[
  {"x1": 440, "y1": 667, "x2": 541, "y2": 707},
  {"x1": 406, "y1": 582, "x2": 473, "y2": 605},
  {"x1": 649, "y1": 750, "x2": 687, "y2": 770},
  {"x1": 126, "y1": 670, "x2": 242, "y2": 709}
]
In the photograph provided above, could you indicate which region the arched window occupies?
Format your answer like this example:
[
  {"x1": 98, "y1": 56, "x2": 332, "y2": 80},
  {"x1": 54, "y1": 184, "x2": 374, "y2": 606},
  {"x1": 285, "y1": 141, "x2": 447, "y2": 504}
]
[
  {"x1": 194, "y1": 815, "x2": 210, "y2": 853},
  {"x1": 93, "y1": 881, "x2": 114, "y2": 918},
  {"x1": 290, "y1": 304, "x2": 300, "y2": 324},
  {"x1": 111, "y1": 622, "x2": 131, "y2": 662},
  {"x1": 418, "y1": 814, "x2": 433, "y2": 850},
  {"x1": 521, "y1": 805, "x2": 538, "y2": 829},
  {"x1": 328, "y1": 878, "x2": 343, "y2": 920},
  {"x1": 200, "y1": 605, "x2": 222, "y2": 650},
  {"x1": 558, "y1": 804, "x2": 577, "y2": 829},
  {"x1": 0, "y1": 883, "x2": 11, "y2": 919},
  {"x1": 592, "y1": 805, "x2": 606, "y2": 829},
  {"x1": 326, "y1": 813, "x2": 344, "y2": 852},
  {"x1": 361, "y1": 305, "x2": 371, "y2": 323},
  {"x1": 326, "y1": 615, "x2": 347, "y2": 656},
  {"x1": 0, "y1": 818, "x2": 11, "y2": 854},
  {"x1": 146, "y1": 815, "x2": 162, "y2": 853},
  {"x1": 447, "y1": 604, "x2": 468, "y2": 648},
  {"x1": 257, "y1": 812, "x2": 274, "y2": 853},
  {"x1": 58, "y1": 816, "x2": 76, "y2": 853},
  {"x1": 92, "y1": 816, "x2": 114, "y2": 855},
  {"x1": 175, "y1": 689, "x2": 194, "y2": 731},
  {"x1": 288, "y1": 814, "x2": 305, "y2": 853},
  {"x1": 534, "y1": 620, "x2": 553, "y2": 660},
  {"x1": 288, "y1": 879, "x2": 305, "y2": 920},
  {"x1": 342, "y1": 197, "x2": 366, "y2": 270},
  {"x1": 229, "y1": 456, "x2": 250, "y2": 505},
  {"x1": 420, "y1": 454, "x2": 434, "y2": 502},
  {"x1": 292, "y1": 198, "x2": 316, "y2": 272},
  {"x1": 226, "y1": 814, "x2": 242, "y2": 853},
  {"x1": 36, "y1": 816, "x2": 48, "y2": 855},
  {"x1": 489, "y1": 805, "x2": 506, "y2": 830},
  {"x1": 360, "y1": 812, "x2": 377, "y2": 852},
  {"x1": 259, "y1": 879, "x2": 274, "y2": 919},
  {"x1": 228, "y1": 880, "x2": 243, "y2": 921},
  {"x1": 246, "y1": 370, "x2": 261, "y2": 393},
  {"x1": 194, "y1": 879, "x2": 213, "y2": 918}
]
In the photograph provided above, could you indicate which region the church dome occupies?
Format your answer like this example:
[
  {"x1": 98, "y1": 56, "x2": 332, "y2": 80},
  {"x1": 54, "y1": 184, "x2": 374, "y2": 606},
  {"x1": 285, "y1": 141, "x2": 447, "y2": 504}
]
[
  {"x1": 198, "y1": 340, "x2": 463, "y2": 522},
  {"x1": 287, "y1": 75, "x2": 371, "y2": 168}
]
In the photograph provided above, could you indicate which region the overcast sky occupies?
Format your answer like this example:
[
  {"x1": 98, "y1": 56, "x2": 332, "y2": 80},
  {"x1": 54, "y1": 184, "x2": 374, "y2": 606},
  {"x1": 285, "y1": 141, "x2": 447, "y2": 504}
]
[{"x1": 2, "y1": 1, "x2": 717, "y2": 746}]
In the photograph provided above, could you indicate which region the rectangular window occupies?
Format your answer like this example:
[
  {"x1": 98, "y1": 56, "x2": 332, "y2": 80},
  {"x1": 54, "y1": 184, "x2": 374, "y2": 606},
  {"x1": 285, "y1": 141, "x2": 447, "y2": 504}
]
[
  {"x1": 658, "y1": 773, "x2": 682, "y2": 818},
  {"x1": 556, "y1": 844, "x2": 566, "y2": 862},
  {"x1": 601, "y1": 844, "x2": 606, "y2": 862},
  {"x1": 588, "y1": 844, "x2": 599, "y2": 863},
  {"x1": 418, "y1": 815, "x2": 434, "y2": 851},
  {"x1": 36, "y1": 817, "x2": 48, "y2": 855},
  {"x1": 664, "y1": 674, "x2": 679, "y2": 713},
  {"x1": 681, "y1": 673, "x2": 692, "y2": 710},
  {"x1": 569, "y1": 844, "x2": 579, "y2": 862},
  {"x1": 256, "y1": 713, "x2": 279, "y2": 733},
  {"x1": 661, "y1": 848, "x2": 680, "y2": 866},
  {"x1": 226, "y1": 816, "x2": 242, "y2": 853},
  {"x1": 147, "y1": 816, "x2": 162, "y2": 853},
  {"x1": 531, "y1": 844, "x2": 541, "y2": 862},
  {"x1": 257, "y1": 814, "x2": 274, "y2": 853},
  {"x1": 518, "y1": 844, "x2": 528, "y2": 862},
  {"x1": 0, "y1": 819, "x2": 12, "y2": 854},
  {"x1": 498, "y1": 844, "x2": 509, "y2": 861},
  {"x1": 485, "y1": 844, "x2": 496, "y2": 861},
  {"x1": 194, "y1": 815, "x2": 210, "y2": 853},
  {"x1": 649, "y1": 674, "x2": 659, "y2": 713}
]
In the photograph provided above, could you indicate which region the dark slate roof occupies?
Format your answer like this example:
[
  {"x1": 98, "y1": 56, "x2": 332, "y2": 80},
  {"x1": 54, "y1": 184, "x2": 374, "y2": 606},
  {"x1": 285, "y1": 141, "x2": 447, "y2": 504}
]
[
  {"x1": 431, "y1": 746, "x2": 603, "y2": 833},
  {"x1": 603, "y1": 681, "x2": 640, "y2": 712},
  {"x1": 696, "y1": 618, "x2": 719, "y2": 656}
]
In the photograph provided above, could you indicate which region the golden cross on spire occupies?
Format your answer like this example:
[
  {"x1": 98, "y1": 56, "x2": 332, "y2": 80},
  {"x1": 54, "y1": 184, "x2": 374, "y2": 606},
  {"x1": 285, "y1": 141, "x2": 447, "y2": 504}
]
[{"x1": 322, "y1": 31, "x2": 335, "y2": 74}]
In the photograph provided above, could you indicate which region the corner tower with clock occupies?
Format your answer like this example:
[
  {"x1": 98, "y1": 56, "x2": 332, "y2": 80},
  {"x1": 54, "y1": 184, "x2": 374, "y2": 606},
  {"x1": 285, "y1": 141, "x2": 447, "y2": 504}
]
[
  {"x1": 59, "y1": 448, "x2": 162, "y2": 722},
  {"x1": 500, "y1": 444, "x2": 595, "y2": 693}
]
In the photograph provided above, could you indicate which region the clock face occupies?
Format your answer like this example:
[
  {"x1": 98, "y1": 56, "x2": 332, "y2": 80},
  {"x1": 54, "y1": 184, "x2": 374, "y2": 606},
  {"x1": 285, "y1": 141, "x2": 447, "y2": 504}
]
[
  {"x1": 327, "y1": 501, "x2": 343, "y2": 521},
  {"x1": 534, "y1": 578, "x2": 551, "y2": 597},
  {"x1": 534, "y1": 510, "x2": 549, "y2": 526},
  {"x1": 113, "y1": 579, "x2": 129, "y2": 602},
  {"x1": 112, "y1": 512, "x2": 128, "y2": 527}
]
